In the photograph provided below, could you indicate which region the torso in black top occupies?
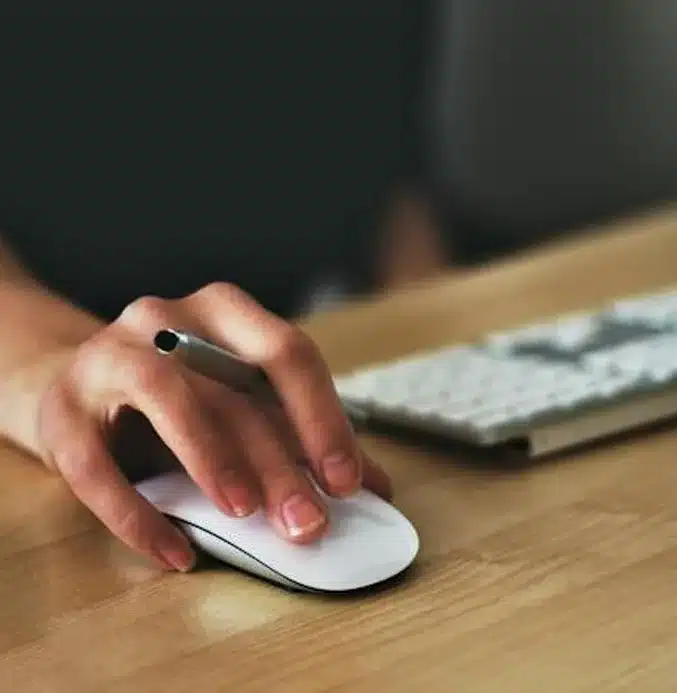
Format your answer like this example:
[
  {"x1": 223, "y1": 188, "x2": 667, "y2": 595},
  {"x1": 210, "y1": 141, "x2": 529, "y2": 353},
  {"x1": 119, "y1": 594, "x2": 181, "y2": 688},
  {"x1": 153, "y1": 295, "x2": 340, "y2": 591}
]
[
  {"x1": 0, "y1": 4, "x2": 411, "y2": 319},
  {"x1": 3, "y1": 3, "x2": 677, "y2": 320}
]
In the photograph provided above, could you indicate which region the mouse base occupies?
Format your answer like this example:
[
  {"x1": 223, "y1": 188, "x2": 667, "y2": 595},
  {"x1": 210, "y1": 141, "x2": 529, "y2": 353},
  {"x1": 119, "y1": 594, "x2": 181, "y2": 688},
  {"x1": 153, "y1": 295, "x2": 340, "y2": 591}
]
[{"x1": 192, "y1": 548, "x2": 418, "y2": 597}]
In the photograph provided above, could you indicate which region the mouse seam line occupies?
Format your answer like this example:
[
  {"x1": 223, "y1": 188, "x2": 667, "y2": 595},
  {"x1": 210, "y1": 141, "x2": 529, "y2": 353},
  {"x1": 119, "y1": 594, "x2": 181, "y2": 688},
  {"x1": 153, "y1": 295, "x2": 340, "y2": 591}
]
[{"x1": 163, "y1": 514, "x2": 324, "y2": 593}]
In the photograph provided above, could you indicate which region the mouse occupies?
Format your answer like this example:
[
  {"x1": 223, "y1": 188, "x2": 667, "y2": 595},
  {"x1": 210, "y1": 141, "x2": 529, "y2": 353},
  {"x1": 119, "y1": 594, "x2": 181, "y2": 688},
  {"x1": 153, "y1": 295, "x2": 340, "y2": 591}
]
[{"x1": 135, "y1": 471, "x2": 419, "y2": 593}]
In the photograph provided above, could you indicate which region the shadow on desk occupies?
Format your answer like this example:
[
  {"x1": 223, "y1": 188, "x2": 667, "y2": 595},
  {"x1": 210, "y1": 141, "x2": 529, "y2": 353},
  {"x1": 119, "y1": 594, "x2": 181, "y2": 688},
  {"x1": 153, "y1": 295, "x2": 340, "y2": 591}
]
[
  {"x1": 192, "y1": 550, "x2": 422, "y2": 602},
  {"x1": 359, "y1": 414, "x2": 677, "y2": 474}
]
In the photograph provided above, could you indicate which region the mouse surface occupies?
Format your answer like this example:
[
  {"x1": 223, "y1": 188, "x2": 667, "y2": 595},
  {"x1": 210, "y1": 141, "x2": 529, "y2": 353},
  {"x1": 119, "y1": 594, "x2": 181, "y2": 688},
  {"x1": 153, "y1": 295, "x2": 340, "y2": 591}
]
[{"x1": 135, "y1": 471, "x2": 419, "y2": 593}]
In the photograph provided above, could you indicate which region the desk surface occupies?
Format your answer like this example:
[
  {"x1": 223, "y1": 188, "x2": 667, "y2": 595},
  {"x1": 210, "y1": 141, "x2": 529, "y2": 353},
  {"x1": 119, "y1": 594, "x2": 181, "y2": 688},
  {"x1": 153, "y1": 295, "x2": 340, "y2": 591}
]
[{"x1": 3, "y1": 208, "x2": 677, "y2": 692}]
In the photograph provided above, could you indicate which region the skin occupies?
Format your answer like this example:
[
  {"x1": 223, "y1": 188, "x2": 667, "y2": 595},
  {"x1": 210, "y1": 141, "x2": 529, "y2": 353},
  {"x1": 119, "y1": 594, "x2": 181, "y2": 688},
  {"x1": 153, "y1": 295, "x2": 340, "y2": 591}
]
[
  {"x1": 0, "y1": 240, "x2": 394, "y2": 573},
  {"x1": 0, "y1": 195, "x2": 444, "y2": 573}
]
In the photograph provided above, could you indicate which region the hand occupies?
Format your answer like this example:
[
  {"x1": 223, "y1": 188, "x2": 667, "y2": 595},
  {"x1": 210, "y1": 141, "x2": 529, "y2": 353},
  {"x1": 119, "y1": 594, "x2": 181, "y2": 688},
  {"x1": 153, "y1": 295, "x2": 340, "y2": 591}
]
[{"x1": 37, "y1": 283, "x2": 392, "y2": 572}]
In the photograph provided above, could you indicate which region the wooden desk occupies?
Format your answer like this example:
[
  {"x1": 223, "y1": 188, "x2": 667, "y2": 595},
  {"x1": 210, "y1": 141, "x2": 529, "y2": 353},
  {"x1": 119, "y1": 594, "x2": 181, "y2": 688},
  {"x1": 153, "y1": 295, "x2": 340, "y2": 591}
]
[{"x1": 3, "y1": 208, "x2": 677, "y2": 692}]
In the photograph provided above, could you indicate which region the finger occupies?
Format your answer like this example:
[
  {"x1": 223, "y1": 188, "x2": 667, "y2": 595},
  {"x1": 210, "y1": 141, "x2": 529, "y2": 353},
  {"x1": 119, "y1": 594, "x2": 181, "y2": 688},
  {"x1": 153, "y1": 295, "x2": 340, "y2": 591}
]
[
  {"x1": 112, "y1": 296, "x2": 264, "y2": 516},
  {"x1": 361, "y1": 451, "x2": 393, "y2": 501},
  {"x1": 79, "y1": 340, "x2": 260, "y2": 519},
  {"x1": 223, "y1": 392, "x2": 329, "y2": 544},
  {"x1": 185, "y1": 282, "x2": 363, "y2": 498},
  {"x1": 113, "y1": 294, "x2": 186, "y2": 337},
  {"x1": 265, "y1": 404, "x2": 393, "y2": 501},
  {"x1": 40, "y1": 388, "x2": 196, "y2": 571}
]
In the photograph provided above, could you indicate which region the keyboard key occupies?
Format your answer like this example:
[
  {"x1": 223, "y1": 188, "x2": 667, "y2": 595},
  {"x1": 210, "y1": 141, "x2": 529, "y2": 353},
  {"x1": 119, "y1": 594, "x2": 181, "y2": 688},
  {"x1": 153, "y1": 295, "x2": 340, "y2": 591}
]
[
  {"x1": 608, "y1": 290, "x2": 677, "y2": 328},
  {"x1": 332, "y1": 285, "x2": 677, "y2": 451}
]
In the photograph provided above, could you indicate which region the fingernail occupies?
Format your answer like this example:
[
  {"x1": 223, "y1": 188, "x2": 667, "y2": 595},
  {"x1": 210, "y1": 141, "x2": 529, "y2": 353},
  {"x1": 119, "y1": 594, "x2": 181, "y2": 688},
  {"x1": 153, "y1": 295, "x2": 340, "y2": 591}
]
[
  {"x1": 225, "y1": 486, "x2": 255, "y2": 518},
  {"x1": 321, "y1": 452, "x2": 360, "y2": 495},
  {"x1": 219, "y1": 473, "x2": 256, "y2": 517},
  {"x1": 161, "y1": 529, "x2": 196, "y2": 572},
  {"x1": 281, "y1": 494, "x2": 326, "y2": 537}
]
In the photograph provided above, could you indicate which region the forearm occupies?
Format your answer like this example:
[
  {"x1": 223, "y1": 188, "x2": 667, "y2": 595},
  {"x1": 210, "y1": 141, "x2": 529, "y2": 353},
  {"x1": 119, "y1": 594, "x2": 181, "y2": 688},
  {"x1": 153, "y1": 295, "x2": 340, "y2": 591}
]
[
  {"x1": 0, "y1": 239, "x2": 103, "y2": 456},
  {"x1": 376, "y1": 190, "x2": 450, "y2": 289}
]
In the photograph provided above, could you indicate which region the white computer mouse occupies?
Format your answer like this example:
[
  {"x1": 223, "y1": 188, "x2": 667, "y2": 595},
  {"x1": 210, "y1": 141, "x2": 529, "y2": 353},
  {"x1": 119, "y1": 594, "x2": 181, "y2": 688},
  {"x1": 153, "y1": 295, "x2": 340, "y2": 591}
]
[{"x1": 135, "y1": 471, "x2": 419, "y2": 593}]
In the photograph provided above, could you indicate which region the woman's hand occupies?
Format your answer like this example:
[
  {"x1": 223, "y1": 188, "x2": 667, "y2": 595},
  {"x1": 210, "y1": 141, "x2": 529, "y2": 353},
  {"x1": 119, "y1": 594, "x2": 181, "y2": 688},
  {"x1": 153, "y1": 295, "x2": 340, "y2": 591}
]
[{"x1": 37, "y1": 282, "x2": 392, "y2": 572}]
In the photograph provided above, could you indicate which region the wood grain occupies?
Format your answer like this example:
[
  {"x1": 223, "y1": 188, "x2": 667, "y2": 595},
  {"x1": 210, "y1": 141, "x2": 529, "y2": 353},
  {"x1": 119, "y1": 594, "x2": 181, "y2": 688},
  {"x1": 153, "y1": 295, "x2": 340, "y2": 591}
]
[{"x1": 2, "y1": 204, "x2": 677, "y2": 692}]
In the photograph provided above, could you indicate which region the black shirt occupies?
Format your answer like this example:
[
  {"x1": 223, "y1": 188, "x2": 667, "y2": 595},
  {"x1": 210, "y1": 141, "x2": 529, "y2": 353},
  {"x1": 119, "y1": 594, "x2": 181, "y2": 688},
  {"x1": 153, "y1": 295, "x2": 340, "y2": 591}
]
[
  {"x1": 0, "y1": 4, "x2": 415, "y2": 319},
  {"x1": 3, "y1": 3, "x2": 677, "y2": 320}
]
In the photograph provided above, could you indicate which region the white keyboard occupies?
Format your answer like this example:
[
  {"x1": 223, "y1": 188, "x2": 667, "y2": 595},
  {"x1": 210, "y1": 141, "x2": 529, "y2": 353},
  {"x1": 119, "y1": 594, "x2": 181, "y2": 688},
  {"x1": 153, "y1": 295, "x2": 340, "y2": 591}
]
[{"x1": 334, "y1": 286, "x2": 677, "y2": 457}]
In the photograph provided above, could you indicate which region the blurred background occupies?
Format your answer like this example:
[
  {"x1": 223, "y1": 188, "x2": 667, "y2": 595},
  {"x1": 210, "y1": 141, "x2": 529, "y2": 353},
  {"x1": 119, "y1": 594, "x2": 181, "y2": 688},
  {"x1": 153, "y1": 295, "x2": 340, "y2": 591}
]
[{"x1": 1, "y1": 1, "x2": 677, "y2": 318}]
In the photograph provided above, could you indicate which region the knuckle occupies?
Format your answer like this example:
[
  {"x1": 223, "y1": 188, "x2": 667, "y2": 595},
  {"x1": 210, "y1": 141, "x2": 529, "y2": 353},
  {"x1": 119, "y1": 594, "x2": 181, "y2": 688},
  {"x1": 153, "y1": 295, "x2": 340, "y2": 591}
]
[
  {"x1": 67, "y1": 335, "x2": 129, "y2": 396},
  {"x1": 196, "y1": 281, "x2": 243, "y2": 304},
  {"x1": 73, "y1": 336, "x2": 108, "y2": 373},
  {"x1": 117, "y1": 295, "x2": 170, "y2": 330},
  {"x1": 265, "y1": 325, "x2": 318, "y2": 367}
]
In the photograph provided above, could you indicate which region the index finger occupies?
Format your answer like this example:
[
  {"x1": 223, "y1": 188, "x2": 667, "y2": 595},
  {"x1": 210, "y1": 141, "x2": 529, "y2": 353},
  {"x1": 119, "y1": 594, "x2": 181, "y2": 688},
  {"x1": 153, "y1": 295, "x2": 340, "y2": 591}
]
[{"x1": 184, "y1": 282, "x2": 363, "y2": 497}]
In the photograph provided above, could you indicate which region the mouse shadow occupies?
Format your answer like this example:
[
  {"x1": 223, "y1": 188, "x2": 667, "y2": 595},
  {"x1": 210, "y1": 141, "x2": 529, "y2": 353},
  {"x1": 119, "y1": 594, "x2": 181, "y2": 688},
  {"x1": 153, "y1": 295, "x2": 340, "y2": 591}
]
[{"x1": 191, "y1": 552, "x2": 421, "y2": 600}]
